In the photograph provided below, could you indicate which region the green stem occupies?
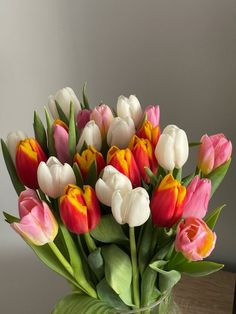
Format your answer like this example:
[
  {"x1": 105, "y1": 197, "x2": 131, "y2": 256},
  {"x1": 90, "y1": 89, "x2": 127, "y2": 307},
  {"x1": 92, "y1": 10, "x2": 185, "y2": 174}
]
[
  {"x1": 84, "y1": 232, "x2": 97, "y2": 253},
  {"x1": 150, "y1": 227, "x2": 159, "y2": 257},
  {"x1": 129, "y1": 227, "x2": 140, "y2": 308},
  {"x1": 49, "y1": 242, "x2": 74, "y2": 276}
]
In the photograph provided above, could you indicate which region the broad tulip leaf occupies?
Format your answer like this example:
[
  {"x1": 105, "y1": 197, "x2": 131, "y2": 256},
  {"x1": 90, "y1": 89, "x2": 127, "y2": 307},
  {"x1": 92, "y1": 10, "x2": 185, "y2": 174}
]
[
  {"x1": 174, "y1": 260, "x2": 224, "y2": 276},
  {"x1": 173, "y1": 168, "x2": 182, "y2": 181},
  {"x1": 3, "y1": 211, "x2": 19, "y2": 223},
  {"x1": 141, "y1": 266, "x2": 160, "y2": 307},
  {"x1": 206, "y1": 159, "x2": 231, "y2": 197},
  {"x1": 44, "y1": 107, "x2": 56, "y2": 156},
  {"x1": 182, "y1": 173, "x2": 195, "y2": 187},
  {"x1": 96, "y1": 278, "x2": 130, "y2": 311},
  {"x1": 88, "y1": 248, "x2": 104, "y2": 281},
  {"x1": 102, "y1": 244, "x2": 133, "y2": 306},
  {"x1": 55, "y1": 100, "x2": 69, "y2": 125},
  {"x1": 91, "y1": 215, "x2": 128, "y2": 244},
  {"x1": 1, "y1": 139, "x2": 25, "y2": 195},
  {"x1": 33, "y1": 111, "x2": 48, "y2": 154},
  {"x1": 73, "y1": 163, "x2": 84, "y2": 188},
  {"x1": 205, "y1": 204, "x2": 226, "y2": 229},
  {"x1": 68, "y1": 102, "x2": 76, "y2": 161},
  {"x1": 82, "y1": 82, "x2": 90, "y2": 109},
  {"x1": 52, "y1": 293, "x2": 113, "y2": 314},
  {"x1": 85, "y1": 160, "x2": 97, "y2": 187}
]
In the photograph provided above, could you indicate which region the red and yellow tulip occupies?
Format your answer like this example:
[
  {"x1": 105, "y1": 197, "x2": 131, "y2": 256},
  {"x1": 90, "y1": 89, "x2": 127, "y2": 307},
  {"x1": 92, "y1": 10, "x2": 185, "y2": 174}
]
[
  {"x1": 107, "y1": 146, "x2": 141, "y2": 187},
  {"x1": 16, "y1": 138, "x2": 47, "y2": 189},
  {"x1": 129, "y1": 135, "x2": 157, "y2": 182},
  {"x1": 150, "y1": 174, "x2": 186, "y2": 227},
  {"x1": 136, "y1": 120, "x2": 160, "y2": 148},
  {"x1": 59, "y1": 184, "x2": 100, "y2": 234}
]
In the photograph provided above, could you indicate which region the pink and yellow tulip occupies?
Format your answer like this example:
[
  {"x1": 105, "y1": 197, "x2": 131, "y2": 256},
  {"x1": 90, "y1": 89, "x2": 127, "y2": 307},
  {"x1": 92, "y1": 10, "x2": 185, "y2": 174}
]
[
  {"x1": 59, "y1": 184, "x2": 100, "y2": 234},
  {"x1": 144, "y1": 105, "x2": 160, "y2": 127},
  {"x1": 53, "y1": 119, "x2": 70, "y2": 164},
  {"x1": 136, "y1": 120, "x2": 160, "y2": 148}
]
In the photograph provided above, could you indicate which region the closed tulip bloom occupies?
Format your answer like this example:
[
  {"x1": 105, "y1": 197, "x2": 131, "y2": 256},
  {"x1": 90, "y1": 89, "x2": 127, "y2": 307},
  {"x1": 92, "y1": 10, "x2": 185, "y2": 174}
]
[
  {"x1": 53, "y1": 119, "x2": 70, "y2": 164},
  {"x1": 183, "y1": 176, "x2": 211, "y2": 219},
  {"x1": 74, "y1": 146, "x2": 105, "y2": 179},
  {"x1": 107, "y1": 146, "x2": 141, "y2": 187},
  {"x1": 175, "y1": 217, "x2": 216, "y2": 261},
  {"x1": 48, "y1": 87, "x2": 81, "y2": 120},
  {"x1": 60, "y1": 184, "x2": 100, "y2": 234},
  {"x1": 117, "y1": 95, "x2": 143, "y2": 128},
  {"x1": 37, "y1": 157, "x2": 76, "y2": 198},
  {"x1": 95, "y1": 165, "x2": 132, "y2": 206},
  {"x1": 11, "y1": 189, "x2": 58, "y2": 245},
  {"x1": 16, "y1": 138, "x2": 47, "y2": 189},
  {"x1": 151, "y1": 174, "x2": 186, "y2": 227},
  {"x1": 155, "y1": 125, "x2": 189, "y2": 171},
  {"x1": 6, "y1": 130, "x2": 27, "y2": 165},
  {"x1": 129, "y1": 135, "x2": 157, "y2": 182},
  {"x1": 90, "y1": 104, "x2": 114, "y2": 137},
  {"x1": 107, "y1": 116, "x2": 135, "y2": 149},
  {"x1": 197, "y1": 133, "x2": 232, "y2": 175},
  {"x1": 111, "y1": 187, "x2": 150, "y2": 227},
  {"x1": 77, "y1": 121, "x2": 102, "y2": 152},
  {"x1": 77, "y1": 109, "x2": 92, "y2": 129},
  {"x1": 136, "y1": 120, "x2": 160, "y2": 148},
  {"x1": 144, "y1": 105, "x2": 160, "y2": 127}
]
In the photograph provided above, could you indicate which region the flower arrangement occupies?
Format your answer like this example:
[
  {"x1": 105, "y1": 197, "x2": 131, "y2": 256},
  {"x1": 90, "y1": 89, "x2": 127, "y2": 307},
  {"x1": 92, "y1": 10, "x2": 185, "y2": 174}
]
[{"x1": 1, "y1": 85, "x2": 232, "y2": 313}]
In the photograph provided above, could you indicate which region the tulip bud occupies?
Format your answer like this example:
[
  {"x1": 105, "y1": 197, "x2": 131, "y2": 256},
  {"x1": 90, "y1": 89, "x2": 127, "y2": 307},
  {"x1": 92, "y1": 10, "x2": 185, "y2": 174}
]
[
  {"x1": 16, "y1": 138, "x2": 47, "y2": 189},
  {"x1": 144, "y1": 105, "x2": 160, "y2": 127},
  {"x1": 182, "y1": 176, "x2": 211, "y2": 219},
  {"x1": 53, "y1": 119, "x2": 70, "y2": 164},
  {"x1": 37, "y1": 157, "x2": 76, "y2": 198},
  {"x1": 150, "y1": 174, "x2": 186, "y2": 227},
  {"x1": 6, "y1": 130, "x2": 27, "y2": 165},
  {"x1": 107, "y1": 146, "x2": 141, "y2": 187},
  {"x1": 175, "y1": 217, "x2": 216, "y2": 261},
  {"x1": 117, "y1": 95, "x2": 143, "y2": 128},
  {"x1": 60, "y1": 184, "x2": 100, "y2": 234},
  {"x1": 90, "y1": 104, "x2": 114, "y2": 137},
  {"x1": 95, "y1": 165, "x2": 132, "y2": 206},
  {"x1": 107, "y1": 117, "x2": 135, "y2": 149},
  {"x1": 136, "y1": 120, "x2": 160, "y2": 148},
  {"x1": 74, "y1": 146, "x2": 105, "y2": 179},
  {"x1": 48, "y1": 87, "x2": 81, "y2": 120},
  {"x1": 111, "y1": 187, "x2": 150, "y2": 227},
  {"x1": 76, "y1": 109, "x2": 92, "y2": 129},
  {"x1": 11, "y1": 189, "x2": 58, "y2": 245},
  {"x1": 129, "y1": 135, "x2": 157, "y2": 182},
  {"x1": 77, "y1": 121, "x2": 102, "y2": 152},
  {"x1": 197, "y1": 133, "x2": 232, "y2": 175},
  {"x1": 155, "y1": 125, "x2": 189, "y2": 171}
]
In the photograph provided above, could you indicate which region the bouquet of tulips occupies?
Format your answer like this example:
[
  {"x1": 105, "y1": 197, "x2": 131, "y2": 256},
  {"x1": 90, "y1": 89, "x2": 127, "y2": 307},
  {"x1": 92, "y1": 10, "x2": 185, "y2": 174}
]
[{"x1": 1, "y1": 86, "x2": 232, "y2": 314}]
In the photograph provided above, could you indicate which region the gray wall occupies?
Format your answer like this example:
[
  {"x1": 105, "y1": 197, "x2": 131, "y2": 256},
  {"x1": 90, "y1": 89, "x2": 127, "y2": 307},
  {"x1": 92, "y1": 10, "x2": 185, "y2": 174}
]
[{"x1": 0, "y1": 1, "x2": 235, "y2": 313}]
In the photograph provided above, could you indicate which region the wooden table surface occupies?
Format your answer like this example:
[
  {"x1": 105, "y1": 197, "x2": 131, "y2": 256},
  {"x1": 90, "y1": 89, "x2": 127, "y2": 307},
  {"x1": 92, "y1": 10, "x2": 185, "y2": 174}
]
[{"x1": 173, "y1": 271, "x2": 236, "y2": 314}]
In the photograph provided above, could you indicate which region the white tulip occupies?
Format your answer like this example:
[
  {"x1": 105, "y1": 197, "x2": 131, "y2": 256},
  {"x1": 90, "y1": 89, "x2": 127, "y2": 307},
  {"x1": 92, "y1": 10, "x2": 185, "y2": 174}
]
[
  {"x1": 107, "y1": 117, "x2": 135, "y2": 148},
  {"x1": 155, "y1": 124, "x2": 189, "y2": 171},
  {"x1": 95, "y1": 165, "x2": 132, "y2": 206},
  {"x1": 48, "y1": 87, "x2": 81, "y2": 120},
  {"x1": 117, "y1": 95, "x2": 143, "y2": 128},
  {"x1": 111, "y1": 187, "x2": 150, "y2": 227},
  {"x1": 76, "y1": 120, "x2": 102, "y2": 152},
  {"x1": 37, "y1": 157, "x2": 76, "y2": 198},
  {"x1": 6, "y1": 131, "x2": 27, "y2": 164}
]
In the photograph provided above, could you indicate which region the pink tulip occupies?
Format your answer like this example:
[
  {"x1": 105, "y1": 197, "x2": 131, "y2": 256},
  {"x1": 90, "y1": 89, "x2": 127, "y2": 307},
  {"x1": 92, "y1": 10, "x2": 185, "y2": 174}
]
[
  {"x1": 175, "y1": 217, "x2": 216, "y2": 261},
  {"x1": 182, "y1": 176, "x2": 211, "y2": 219},
  {"x1": 144, "y1": 105, "x2": 160, "y2": 127},
  {"x1": 76, "y1": 109, "x2": 92, "y2": 129},
  {"x1": 11, "y1": 189, "x2": 58, "y2": 246},
  {"x1": 198, "y1": 133, "x2": 232, "y2": 175},
  {"x1": 53, "y1": 119, "x2": 70, "y2": 164},
  {"x1": 90, "y1": 104, "x2": 114, "y2": 137}
]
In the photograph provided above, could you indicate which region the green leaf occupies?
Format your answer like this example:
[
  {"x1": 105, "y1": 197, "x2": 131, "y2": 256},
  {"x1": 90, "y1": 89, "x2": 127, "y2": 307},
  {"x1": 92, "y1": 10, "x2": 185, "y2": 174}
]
[
  {"x1": 73, "y1": 163, "x2": 84, "y2": 188},
  {"x1": 85, "y1": 160, "x2": 97, "y2": 187},
  {"x1": 88, "y1": 248, "x2": 104, "y2": 281},
  {"x1": 182, "y1": 173, "x2": 195, "y2": 187},
  {"x1": 206, "y1": 159, "x2": 231, "y2": 197},
  {"x1": 140, "y1": 267, "x2": 160, "y2": 307},
  {"x1": 102, "y1": 244, "x2": 133, "y2": 306},
  {"x1": 55, "y1": 100, "x2": 69, "y2": 125},
  {"x1": 174, "y1": 260, "x2": 224, "y2": 276},
  {"x1": 205, "y1": 205, "x2": 226, "y2": 229},
  {"x1": 96, "y1": 278, "x2": 130, "y2": 311},
  {"x1": 52, "y1": 293, "x2": 113, "y2": 314},
  {"x1": 68, "y1": 102, "x2": 76, "y2": 161},
  {"x1": 44, "y1": 107, "x2": 56, "y2": 156},
  {"x1": 33, "y1": 111, "x2": 48, "y2": 154},
  {"x1": 173, "y1": 168, "x2": 182, "y2": 181},
  {"x1": 82, "y1": 82, "x2": 90, "y2": 109},
  {"x1": 3, "y1": 211, "x2": 19, "y2": 223},
  {"x1": 189, "y1": 142, "x2": 201, "y2": 147},
  {"x1": 91, "y1": 215, "x2": 128, "y2": 244},
  {"x1": 1, "y1": 139, "x2": 25, "y2": 195}
]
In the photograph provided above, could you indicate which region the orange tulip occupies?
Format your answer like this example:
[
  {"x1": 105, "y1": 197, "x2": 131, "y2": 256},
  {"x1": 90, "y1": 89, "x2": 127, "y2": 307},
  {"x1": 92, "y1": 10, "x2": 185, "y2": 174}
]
[{"x1": 136, "y1": 120, "x2": 160, "y2": 147}]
